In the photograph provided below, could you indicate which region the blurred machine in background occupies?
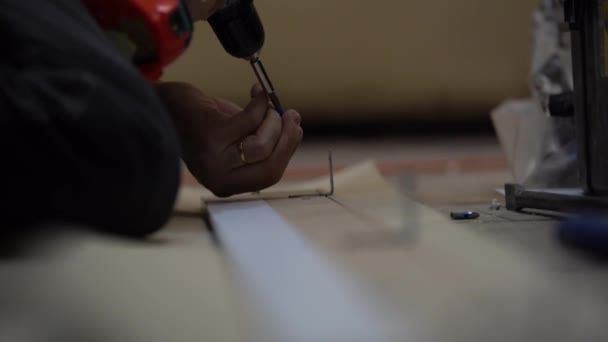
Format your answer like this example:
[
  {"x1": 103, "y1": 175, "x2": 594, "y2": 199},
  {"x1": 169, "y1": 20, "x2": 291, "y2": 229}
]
[
  {"x1": 163, "y1": 0, "x2": 537, "y2": 122},
  {"x1": 506, "y1": 0, "x2": 608, "y2": 213}
]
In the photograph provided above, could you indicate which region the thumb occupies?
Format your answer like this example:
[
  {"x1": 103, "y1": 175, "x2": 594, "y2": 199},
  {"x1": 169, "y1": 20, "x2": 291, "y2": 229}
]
[
  {"x1": 250, "y1": 83, "x2": 264, "y2": 98},
  {"x1": 225, "y1": 92, "x2": 269, "y2": 143}
]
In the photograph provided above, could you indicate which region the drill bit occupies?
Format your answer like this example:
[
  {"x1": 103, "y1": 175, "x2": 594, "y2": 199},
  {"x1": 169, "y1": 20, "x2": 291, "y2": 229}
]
[{"x1": 250, "y1": 56, "x2": 285, "y2": 115}]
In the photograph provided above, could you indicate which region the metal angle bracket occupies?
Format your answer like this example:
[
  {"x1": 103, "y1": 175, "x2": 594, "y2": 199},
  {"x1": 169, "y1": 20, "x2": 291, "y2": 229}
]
[{"x1": 288, "y1": 150, "x2": 335, "y2": 199}]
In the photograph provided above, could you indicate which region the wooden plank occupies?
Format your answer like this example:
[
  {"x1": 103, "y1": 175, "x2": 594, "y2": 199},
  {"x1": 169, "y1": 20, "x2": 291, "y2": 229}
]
[{"x1": 208, "y1": 200, "x2": 400, "y2": 342}]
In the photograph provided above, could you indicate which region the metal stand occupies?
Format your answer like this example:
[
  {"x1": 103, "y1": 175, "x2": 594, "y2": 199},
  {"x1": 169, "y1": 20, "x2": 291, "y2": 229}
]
[
  {"x1": 505, "y1": 184, "x2": 608, "y2": 213},
  {"x1": 506, "y1": 1, "x2": 608, "y2": 215}
]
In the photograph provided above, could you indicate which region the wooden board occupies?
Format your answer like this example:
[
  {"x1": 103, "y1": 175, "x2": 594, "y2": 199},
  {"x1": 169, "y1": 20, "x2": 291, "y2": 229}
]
[
  {"x1": 205, "y1": 162, "x2": 608, "y2": 341},
  {"x1": 4, "y1": 162, "x2": 608, "y2": 341}
]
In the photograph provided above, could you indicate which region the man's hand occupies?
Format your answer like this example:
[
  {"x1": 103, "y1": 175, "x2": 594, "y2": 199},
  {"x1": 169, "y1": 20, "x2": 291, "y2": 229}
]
[
  {"x1": 186, "y1": 0, "x2": 225, "y2": 21},
  {"x1": 156, "y1": 82, "x2": 303, "y2": 197}
]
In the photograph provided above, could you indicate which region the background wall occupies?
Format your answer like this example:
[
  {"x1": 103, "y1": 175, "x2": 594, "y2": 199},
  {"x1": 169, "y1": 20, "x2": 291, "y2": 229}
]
[{"x1": 163, "y1": 0, "x2": 538, "y2": 122}]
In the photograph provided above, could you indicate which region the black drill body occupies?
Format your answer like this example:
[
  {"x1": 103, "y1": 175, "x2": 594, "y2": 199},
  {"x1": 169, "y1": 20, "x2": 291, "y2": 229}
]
[{"x1": 208, "y1": 0, "x2": 285, "y2": 114}]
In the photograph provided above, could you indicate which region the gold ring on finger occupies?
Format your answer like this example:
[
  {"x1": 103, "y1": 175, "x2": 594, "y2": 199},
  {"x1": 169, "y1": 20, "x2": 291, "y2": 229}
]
[{"x1": 239, "y1": 141, "x2": 248, "y2": 164}]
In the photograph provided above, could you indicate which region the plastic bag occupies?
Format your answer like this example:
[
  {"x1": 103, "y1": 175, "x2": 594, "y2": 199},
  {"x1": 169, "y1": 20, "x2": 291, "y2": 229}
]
[{"x1": 491, "y1": 0, "x2": 578, "y2": 188}]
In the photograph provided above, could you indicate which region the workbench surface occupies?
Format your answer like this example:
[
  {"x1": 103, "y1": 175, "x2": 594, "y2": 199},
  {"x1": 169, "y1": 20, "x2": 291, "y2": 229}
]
[{"x1": 3, "y1": 163, "x2": 607, "y2": 342}]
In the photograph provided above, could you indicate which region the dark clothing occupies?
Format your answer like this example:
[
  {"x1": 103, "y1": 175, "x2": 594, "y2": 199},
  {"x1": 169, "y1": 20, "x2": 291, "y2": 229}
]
[{"x1": 0, "y1": 0, "x2": 181, "y2": 236}]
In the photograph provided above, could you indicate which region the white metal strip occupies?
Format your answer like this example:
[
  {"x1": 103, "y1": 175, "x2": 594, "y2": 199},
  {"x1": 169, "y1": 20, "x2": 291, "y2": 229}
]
[{"x1": 208, "y1": 200, "x2": 398, "y2": 342}]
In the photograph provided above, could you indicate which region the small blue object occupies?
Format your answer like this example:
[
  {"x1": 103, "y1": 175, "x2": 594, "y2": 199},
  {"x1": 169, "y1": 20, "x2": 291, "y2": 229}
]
[
  {"x1": 558, "y1": 217, "x2": 608, "y2": 254},
  {"x1": 450, "y1": 211, "x2": 480, "y2": 220}
]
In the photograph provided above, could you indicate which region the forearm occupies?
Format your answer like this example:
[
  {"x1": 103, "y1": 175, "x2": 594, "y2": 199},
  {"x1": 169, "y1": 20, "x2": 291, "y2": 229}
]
[
  {"x1": 0, "y1": 69, "x2": 182, "y2": 237},
  {"x1": 0, "y1": 0, "x2": 182, "y2": 237}
]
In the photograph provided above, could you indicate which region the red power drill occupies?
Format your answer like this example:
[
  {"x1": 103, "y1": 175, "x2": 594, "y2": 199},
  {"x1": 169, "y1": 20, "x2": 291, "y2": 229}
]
[
  {"x1": 84, "y1": 0, "x2": 284, "y2": 113},
  {"x1": 83, "y1": 0, "x2": 194, "y2": 81}
]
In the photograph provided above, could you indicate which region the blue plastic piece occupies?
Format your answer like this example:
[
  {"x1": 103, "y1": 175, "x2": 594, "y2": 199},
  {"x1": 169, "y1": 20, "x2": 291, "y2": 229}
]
[{"x1": 558, "y1": 217, "x2": 608, "y2": 253}]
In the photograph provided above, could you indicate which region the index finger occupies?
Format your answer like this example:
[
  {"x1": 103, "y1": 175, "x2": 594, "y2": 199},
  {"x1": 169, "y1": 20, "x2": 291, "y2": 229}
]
[
  {"x1": 222, "y1": 92, "x2": 269, "y2": 144},
  {"x1": 214, "y1": 97, "x2": 242, "y2": 115},
  {"x1": 239, "y1": 108, "x2": 283, "y2": 164}
]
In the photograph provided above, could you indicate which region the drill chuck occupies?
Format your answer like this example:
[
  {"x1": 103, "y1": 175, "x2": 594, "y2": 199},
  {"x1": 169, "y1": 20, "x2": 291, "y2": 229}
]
[
  {"x1": 208, "y1": 0, "x2": 265, "y2": 60},
  {"x1": 208, "y1": 0, "x2": 284, "y2": 114}
]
